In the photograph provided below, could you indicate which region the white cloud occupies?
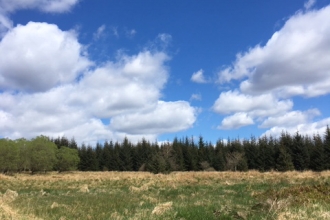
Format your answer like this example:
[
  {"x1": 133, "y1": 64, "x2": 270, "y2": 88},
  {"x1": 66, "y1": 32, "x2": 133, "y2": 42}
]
[
  {"x1": 0, "y1": 0, "x2": 196, "y2": 145},
  {"x1": 219, "y1": 113, "x2": 254, "y2": 130},
  {"x1": 262, "y1": 117, "x2": 330, "y2": 138},
  {"x1": 157, "y1": 33, "x2": 172, "y2": 45},
  {"x1": 0, "y1": 0, "x2": 79, "y2": 13},
  {"x1": 217, "y1": 5, "x2": 330, "y2": 98},
  {"x1": 93, "y1": 24, "x2": 106, "y2": 40},
  {"x1": 0, "y1": 22, "x2": 91, "y2": 92},
  {"x1": 0, "y1": 12, "x2": 12, "y2": 36},
  {"x1": 125, "y1": 29, "x2": 136, "y2": 38},
  {"x1": 110, "y1": 101, "x2": 197, "y2": 135},
  {"x1": 212, "y1": 90, "x2": 292, "y2": 117},
  {"x1": 190, "y1": 93, "x2": 202, "y2": 101},
  {"x1": 191, "y1": 69, "x2": 208, "y2": 83},
  {"x1": 214, "y1": 5, "x2": 330, "y2": 132},
  {"x1": 260, "y1": 109, "x2": 321, "y2": 128},
  {"x1": 0, "y1": 28, "x2": 196, "y2": 144}
]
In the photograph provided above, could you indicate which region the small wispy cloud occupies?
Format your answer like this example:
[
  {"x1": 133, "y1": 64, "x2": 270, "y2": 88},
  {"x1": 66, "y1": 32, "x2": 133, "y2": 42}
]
[
  {"x1": 191, "y1": 69, "x2": 208, "y2": 83},
  {"x1": 190, "y1": 93, "x2": 202, "y2": 101},
  {"x1": 93, "y1": 24, "x2": 106, "y2": 40},
  {"x1": 304, "y1": 0, "x2": 316, "y2": 10},
  {"x1": 125, "y1": 29, "x2": 136, "y2": 38},
  {"x1": 111, "y1": 26, "x2": 119, "y2": 38}
]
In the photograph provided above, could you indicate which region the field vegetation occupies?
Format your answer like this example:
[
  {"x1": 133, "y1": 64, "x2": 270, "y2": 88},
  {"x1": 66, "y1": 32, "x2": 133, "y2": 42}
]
[{"x1": 1, "y1": 171, "x2": 330, "y2": 220}]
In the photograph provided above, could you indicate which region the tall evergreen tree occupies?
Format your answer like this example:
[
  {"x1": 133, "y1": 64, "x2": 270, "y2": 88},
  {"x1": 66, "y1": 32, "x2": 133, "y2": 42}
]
[
  {"x1": 244, "y1": 136, "x2": 260, "y2": 170},
  {"x1": 119, "y1": 137, "x2": 133, "y2": 171},
  {"x1": 86, "y1": 145, "x2": 99, "y2": 171},
  {"x1": 68, "y1": 137, "x2": 78, "y2": 149},
  {"x1": 172, "y1": 137, "x2": 185, "y2": 171},
  {"x1": 292, "y1": 132, "x2": 309, "y2": 171},
  {"x1": 310, "y1": 134, "x2": 324, "y2": 171},
  {"x1": 324, "y1": 125, "x2": 330, "y2": 170},
  {"x1": 102, "y1": 141, "x2": 113, "y2": 171},
  {"x1": 212, "y1": 139, "x2": 226, "y2": 171},
  {"x1": 276, "y1": 145, "x2": 294, "y2": 172}
]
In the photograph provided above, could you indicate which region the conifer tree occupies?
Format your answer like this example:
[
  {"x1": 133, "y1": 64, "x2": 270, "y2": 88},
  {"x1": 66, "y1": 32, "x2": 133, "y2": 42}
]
[
  {"x1": 243, "y1": 136, "x2": 260, "y2": 170},
  {"x1": 324, "y1": 125, "x2": 330, "y2": 170},
  {"x1": 213, "y1": 139, "x2": 226, "y2": 171},
  {"x1": 310, "y1": 134, "x2": 324, "y2": 171},
  {"x1": 276, "y1": 145, "x2": 294, "y2": 172},
  {"x1": 292, "y1": 132, "x2": 309, "y2": 170},
  {"x1": 119, "y1": 137, "x2": 133, "y2": 171},
  {"x1": 69, "y1": 137, "x2": 78, "y2": 149},
  {"x1": 172, "y1": 137, "x2": 185, "y2": 171},
  {"x1": 102, "y1": 141, "x2": 113, "y2": 171}
]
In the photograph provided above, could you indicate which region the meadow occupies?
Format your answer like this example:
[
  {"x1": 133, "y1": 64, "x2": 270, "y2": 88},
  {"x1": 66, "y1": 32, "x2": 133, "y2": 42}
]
[{"x1": 1, "y1": 171, "x2": 330, "y2": 220}]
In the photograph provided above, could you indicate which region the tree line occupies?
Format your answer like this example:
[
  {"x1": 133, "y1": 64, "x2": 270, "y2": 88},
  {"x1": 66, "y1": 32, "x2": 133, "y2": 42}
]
[
  {"x1": 0, "y1": 126, "x2": 329, "y2": 174},
  {"x1": 0, "y1": 136, "x2": 79, "y2": 174}
]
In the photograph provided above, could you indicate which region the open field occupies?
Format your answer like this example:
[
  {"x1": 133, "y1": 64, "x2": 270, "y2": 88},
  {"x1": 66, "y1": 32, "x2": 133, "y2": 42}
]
[{"x1": 1, "y1": 171, "x2": 330, "y2": 220}]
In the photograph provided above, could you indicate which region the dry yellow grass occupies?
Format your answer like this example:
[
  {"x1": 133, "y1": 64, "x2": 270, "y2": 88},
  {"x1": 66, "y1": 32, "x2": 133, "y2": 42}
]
[
  {"x1": 151, "y1": 201, "x2": 173, "y2": 215},
  {"x1": 0, "y1": 171, "x2": 329, "y2": 220},
  {"x1": 1, "y1": 170, "x2": 329, "y2": 184}
]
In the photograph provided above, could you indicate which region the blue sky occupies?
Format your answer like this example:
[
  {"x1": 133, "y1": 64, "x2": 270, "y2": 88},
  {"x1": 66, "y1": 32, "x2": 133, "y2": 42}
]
[{"x1": 0, "y1": 0, "x2": 330, "y2": 144}]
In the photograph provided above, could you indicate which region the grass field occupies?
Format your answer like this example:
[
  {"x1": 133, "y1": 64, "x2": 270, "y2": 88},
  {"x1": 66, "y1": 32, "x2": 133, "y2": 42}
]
[{"x1": 1, "y1": 171, "x2": 330, "y2": 220}]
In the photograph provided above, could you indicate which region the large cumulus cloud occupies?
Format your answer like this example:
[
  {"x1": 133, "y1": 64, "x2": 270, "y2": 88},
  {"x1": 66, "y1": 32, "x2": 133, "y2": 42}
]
[
  {"x1": 214, "y1": 4, "x2": 330, "y2": 136},
  {"x1": 0, "y1": 20, "x2": 197, "y2": 144}
]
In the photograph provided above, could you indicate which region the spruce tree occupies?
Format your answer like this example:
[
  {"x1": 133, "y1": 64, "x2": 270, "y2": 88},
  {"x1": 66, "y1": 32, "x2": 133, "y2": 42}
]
[
  {"x1": 324, "y1": 125, "x2": 330, "y2": 170},
  {"x1": 276, "y1": 145, "x2": 294, "y2": 171},
  {"x1": 119, "y1": 137, "x2": 133, "y2": 171},
  {"x1": 213, "y1": 140, "x2": 226, "y2": 171},
  {"x1": 310, "y1": 134, "x2": 324, "y2": 171},
  {"x1": 292, "y1": 132, "x2": 309, "y2": 171}
]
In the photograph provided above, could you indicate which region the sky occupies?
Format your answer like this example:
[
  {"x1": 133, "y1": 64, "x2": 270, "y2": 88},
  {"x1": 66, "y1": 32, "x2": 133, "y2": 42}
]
[{"x1": 0, "y1": 0, "x2": 330, "y2": 145}]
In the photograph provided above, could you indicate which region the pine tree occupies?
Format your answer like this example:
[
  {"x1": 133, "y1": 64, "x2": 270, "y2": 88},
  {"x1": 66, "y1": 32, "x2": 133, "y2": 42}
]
[
  {"x1": 276, "y1": 145, "x2": 294, "y2": 172},
  {"x1": 172, "y1": 137, "x2": 185, "y2": 171},
  {"x1": 119, "y1": 137, "x2": 133, "y2": 171},
  {"x1": 78, "y1": 144, "x2": 88, "y2": 171},
  {"x1": 259, "y1": 136, "x2": 275, "y2": 171},
  {"x1": 213, "y1": 139, "x2": 226, "y2": 171},
  {"x1": 68, "y1": 137, "x2": 78, "y2": 149},
  {"x1": 310, "y1": 134, "x2": 324, "y2": 171},
  {"x1": 95, "y1": 143, "x2": 104, "y2": 171},
  {"x1": 324, "y1": 125, "x2": 330, "y2": 170},
  {"x1": 86, "y1": 145, "x2": 99, "y2": 171},
  {"x1": 102, "y1": 141, "x2": 112, "y2": 171},
  {"x1": 292, "y1": 132, "x2": 309, "y2": 171}
]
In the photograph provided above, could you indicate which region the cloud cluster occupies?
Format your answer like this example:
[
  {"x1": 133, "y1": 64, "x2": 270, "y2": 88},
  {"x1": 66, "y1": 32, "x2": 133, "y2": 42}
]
[
  {"x1": 218, "y1": 5, "x2": 330, "y2": 98},
  {"x1": 0, "y1": 4, "x2": 197, "y2": 144},
  {"x1": 214, "y1": 4, "x2": 330, "y2": 136}
]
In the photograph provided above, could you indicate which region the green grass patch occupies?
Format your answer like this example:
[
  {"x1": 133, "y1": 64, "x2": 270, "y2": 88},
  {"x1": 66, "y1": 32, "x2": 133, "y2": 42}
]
[{"x1": 1, "y1": 171, "x2": 330, "y2": 220}]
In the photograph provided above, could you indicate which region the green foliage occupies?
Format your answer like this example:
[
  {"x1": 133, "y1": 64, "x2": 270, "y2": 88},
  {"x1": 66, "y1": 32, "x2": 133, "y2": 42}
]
[
  {"x1": 16, "y1": 138, "x2": 31, "y2": 172},
  {"x1": 292, "y1": 132, "x2": 310, "y2": 170},
  {"x1": 1, "y1": 126, "x2": 330, "y2": 174},
  {"x1": 276, "y1": 145, "x2": 294, "y2": 172},
  {"x1": 324, "y1": 125, "x2": 330, "y2": 170},
  {"x1": 29, "y1": 136, "x2": 57, "y2": 173},
  {"x1": 310, "y1": 134, "x2": 324, "y2": 171},
  {"x1": 56, "y1": 146, "x2": 80, "y2": 172},
  {"x1": 0, "y1": 139, "x2": 18, "y2": 172}
]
